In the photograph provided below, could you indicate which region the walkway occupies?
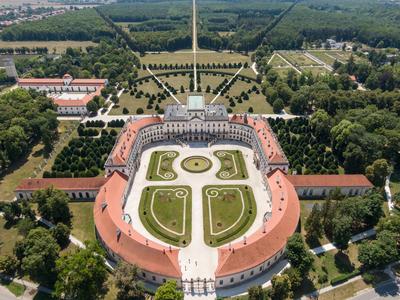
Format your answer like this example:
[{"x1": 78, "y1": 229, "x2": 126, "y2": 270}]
[
  {"x1": 304, "y1": 51, "x2": 333, "y2": 71},
  {"x1": 192, "y1": 0, "x2": 198, "y2": 90},
  {"x1": 275, "y1": 52, "x2": 302, "y2": 74}
]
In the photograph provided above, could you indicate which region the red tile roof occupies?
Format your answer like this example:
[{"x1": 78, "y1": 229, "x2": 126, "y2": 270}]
[
  {"x1": 286, "y1": 174, "x2": 373, "y2": 188},
  {"x1": 15, "y1": 177, "x2": 109, "y2": 192},
  {"x1": 110, "y1": 117, "x2": 163, "y2": 165},
  {"x1": 230, "y1": 115, "x2": 288, "y2": 165},
  {"x1": 18, "y1": 78, "x2": 64, "y2": 85},
  {"x1": 93, "y1": 171, "x2": 181, "y2": 278},
  {"x1": 215, "y1": 169, "x2": 300, "y2": 277},
  {"x1": 52, "y1": 87, "x2": 103, "y2": 107}
]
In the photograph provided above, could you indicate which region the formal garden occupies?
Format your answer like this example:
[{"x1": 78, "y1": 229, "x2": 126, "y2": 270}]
[
  {"x1": 146, "y1": 151, "x2": 179, "y2": 181},
  {"x1": 139, "y1": 186, "x2": 192, "y2": 247},
  {"x1": 214, "y1": 150, "x2": 248, "y2": 180},
  {"x1": 202, "y1": 185, "x2": 256, "y2": 247}
]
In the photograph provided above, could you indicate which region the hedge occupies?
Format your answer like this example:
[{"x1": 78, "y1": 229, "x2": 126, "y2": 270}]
[{"x1": 330, "y1": 270, "x2": 361, "y2": 285}]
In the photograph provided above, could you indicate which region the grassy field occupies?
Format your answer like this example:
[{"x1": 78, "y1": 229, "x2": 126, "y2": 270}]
[
  {"x1": 146, "y1": 151, "x2": 179, "y2": 181},
  {"x1": 202, "y1": 185, "x2": 256, "y2": 247},
  {"x1": 269, "y1": 54, "x2": 290, "y2": 67},
  {"x1": 214, "y1": 150, "x2": 248, "y2": 180},
  {"x1": 280, "y1": 52, "x2": 320, "y2": 66},
  {"x1": 69, "y1": 202, "x2": 95, "y2": 242},
  {"x1": 0, "y1": 217, "x2": 24, "y2": 256},
  {"x1": 301, "y1": 66, "x2": 331, "y2": 77},
  {"x1": 309, "y1": 50, "x2": 365, "y2": 65},
  {"x1": 390, "y1": 169, "x2": 400, "y2": 195},
  {"x1": 0, "y1": 121, "x2": 79, "y2": 201},
  {"x1": 273, "y1": 67, "x2": 293, "y2": 78},
  {"x1": 139, "y1": 51, "x2": 251, "y2": 65},
  {"x1": 215, "y1": 79, "x2": 273, "y2": 114},
  {"x1": 0, "y1": 278, "x2": 25, "y2": 297},
  {"x1": 0, "y1": 41, "x2": 97, "y2": 54},
  {"x1": 139, "y1": 186, "x2": 192, "y2": 247}
]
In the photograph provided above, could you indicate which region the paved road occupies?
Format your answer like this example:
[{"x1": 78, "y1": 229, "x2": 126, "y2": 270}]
[
  {"x1": 350, "y1": 280, "x2": 400, "y2": 300},
  {"x1": 192, "y1": 0, "x2": 198, "y2": 90},
  {"x1": 0, "y1": 285, "x2": 18, "y2": 300}
]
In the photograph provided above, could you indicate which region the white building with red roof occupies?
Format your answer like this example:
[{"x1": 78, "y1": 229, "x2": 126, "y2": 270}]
[{"x1": 18, "y1": 74, "x2": 108, "y2": 115}]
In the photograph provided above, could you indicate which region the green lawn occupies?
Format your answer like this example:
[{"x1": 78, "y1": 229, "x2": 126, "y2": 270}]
[
  {"x1": 110, "y1": 85, "x2": 177, "y2": 116},
  {"x1": 146, "y1": 151, "x2": 179, "y2": 181},
  {"x1": 139, "y1": 51, "x2": 251, "y2": 66},
  {"x1": 390, "y1": 169, "x2": 400, "y2": 195},
  {"x1": 0, "y1": 217, "x2": 24, "y2": 256},
  {"x1": 202, "y1": 185, "x2": 256, "y2": 247},
  {"x1": 269, "y1": 54, "x2": 290, "y2": 67},
  {"x1": 69, "y1": 202, "x2": 95, "y2": 242},
  {"x1": 0, "y1": 121, "x2": 78, "y2": 201},
  {"x1": 301, "y1": 66, "x2": 331, "y2": 77},
  {"x1": 214, "y1": 150, "x2": 248, "y2": 180},
  {"x1": 139, "y1": 186, "x2": 192, "y2": 247},
  {"x1": 280, "y1": 52, "x2": 320, "y2": 66},
  {"x1": 181, "y1": 156, "x2": 212, "y2": 173},
  {"x1": 0, "y1": 278, "x2": 25, "y2": 297}
]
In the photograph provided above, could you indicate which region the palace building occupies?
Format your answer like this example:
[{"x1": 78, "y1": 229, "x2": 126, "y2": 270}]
[
  {"x1": 18, "y1": 74, "x2": 107, "y2": 115},
  {"x1": 15, "y1": 95, "x2": 373, "y2": 290}
]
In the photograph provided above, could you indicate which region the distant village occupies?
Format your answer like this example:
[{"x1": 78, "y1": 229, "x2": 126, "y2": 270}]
[{"x1": 0, "y1": 6, "x2": 66, "y2": 28}]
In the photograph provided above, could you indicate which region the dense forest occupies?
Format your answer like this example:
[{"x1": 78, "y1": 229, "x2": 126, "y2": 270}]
[
  {"x1": 15, "y1": 38, "x2": 140, "y2": 85},
  {"x1": 1, "y1": 9, "x2": 114, "y2": 41},
  {"x1": 264, "y1": 0, "x2": 400, "y2": 50},
  {"x1": 0, "y1": 89, "x2": 58, "y2": 173},
  {"x1": 97, "y1": 2, "x2": 192, "y2": 52}
]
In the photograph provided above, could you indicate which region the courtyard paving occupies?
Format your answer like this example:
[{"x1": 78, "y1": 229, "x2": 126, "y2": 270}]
[{"x1": 123, "y1": 141, "x2": 272, "y2": 288}]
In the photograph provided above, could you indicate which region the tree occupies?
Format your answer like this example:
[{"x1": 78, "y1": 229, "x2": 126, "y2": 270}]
[
  {"x1": 115, "y1": 262, "x2": 145, "y2": 300},
  {"x1": 286, "y1": 233, "x2": 314, "y2": 275},
  {"x1": 365, "y1": 159, "x2": 393, "y2": 187},
  {"x1": 136, "y1": 107, "x2": 144, "y2": 114},
  {"x1": 332, "y1": 215, "x2": 352, "y2": 250},
  {"x1": 273, "y1": 99, "x2": 284, "y2": 114},
  {"x1": 123, "y1": 107, "x2": 129, "y2": 114},
  {"x1": 33, "y1": 187, "x2": 71, "y2": 226},
  {"x1": 305, "y1": 203, "x2": 323, "y2": 244},
  {"x1": 270, "y1": 274, "x2": 292, "y2": 300},
  {"x1": 15, "y1": 227, "x2": 60, "y2": 283},
  {"x1": 248, "y1": 285, "x2": 265, "y2": 300},
  {"x1": 50, "y1": 223, "x2": 70, "y2": 248},
  {"x1": 282, "y1": 267, "x2": 302, "y2": 291},
  {"x1": 0, "y1": 255, "x2": 18, "y2": 275},
  {"x1": 86, "y1": 100, "x2": 99, "y2": 114},
  {"x1": 154, "y1": 280, "x2": 183, "y2": 300},
  {"x1": 310, "y1": 109, "x2": 331, "y2": 143},
  {"x1": 54, "y1": 242, "x2": 108, "y2": 300},
  {"x1": 393, "y1": 193, "x2": 400, "y2": 210},
  {"x1": 358, "y1": 230, "x2": 399, "y2": 269},
  {"x1": 111, "y1": 94, "x2": 119, "y2": 104}
]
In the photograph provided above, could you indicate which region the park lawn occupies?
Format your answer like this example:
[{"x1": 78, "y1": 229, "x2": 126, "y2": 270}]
[
  {"x1": 301, "y1": 66, "x2": 331, "y2": 77},
  {"x1": 159, "y1": 72, "x2": 192, "y2": 91},
  {"x1": 0, "y1": 41, "x2": 97, "y2": 54},
  {"x1": 217, "y1": 79, "x2": 273, "y2": 114},
  {"x1": 239, "y1": 67, "x2": 257, "y2": 79},
  {"x1": 0, "y1": 143, "x2": 44, "y2": 201},
  {"x1": 309, "y1": 51, "x2": 336, "y2": 65},
  {"x1": 139, "y1": 51, "x2": 251, "y2": 66},
  {"x1": 68, "y1": 202, "x2": 95, "y2": 242},
  {"x1": 146, "y1": 151, "x2": 179, "y2": 181},
  {"x1": 0, "y1": 279, "x2": 25, "y2": 297},
  {"x1": 214, "y1": 150, "x2": 248, "y2": 180},
  {"x1": 280, "y1": 52, "x2": 320, "y2": 66},
  {"x1": 202, "y1": 185, "x2": 256, "y2": 247},
  {"x1": 139, "y1": 186, "x2": 192, "y2": 247},
  {"x1": 0, "y1": 217, "x2": 24, "y2": 256},
  {"x1": 269, "y1": 54, "x2": 290, "y2": 67},
  {"x1": 110, "y1": 89, "x2": 177, "y2": 115}
]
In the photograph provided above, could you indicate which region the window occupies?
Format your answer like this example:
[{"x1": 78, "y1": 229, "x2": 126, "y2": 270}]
[
  {"x1": 152, "y1": 276, "x2": 156, "y2": 281},
  {"x1": 219, "y1": 280, "x2": 223, "y2": 285},
  {"x1": 240, "y1": 274, "x2": 244, "y2": 280},
  {"x1": 230, "y1": 278, "x2": 234, "y2": 283},
  {"x1": 142, "y1": 272, "x2": 146, "y2": 278},
  {"x1": 259, "y1": 266, "x2": 263, "y2": 271},
  {"x1": 250, "y1": 270, "x2": 254, "y2": 276}
]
